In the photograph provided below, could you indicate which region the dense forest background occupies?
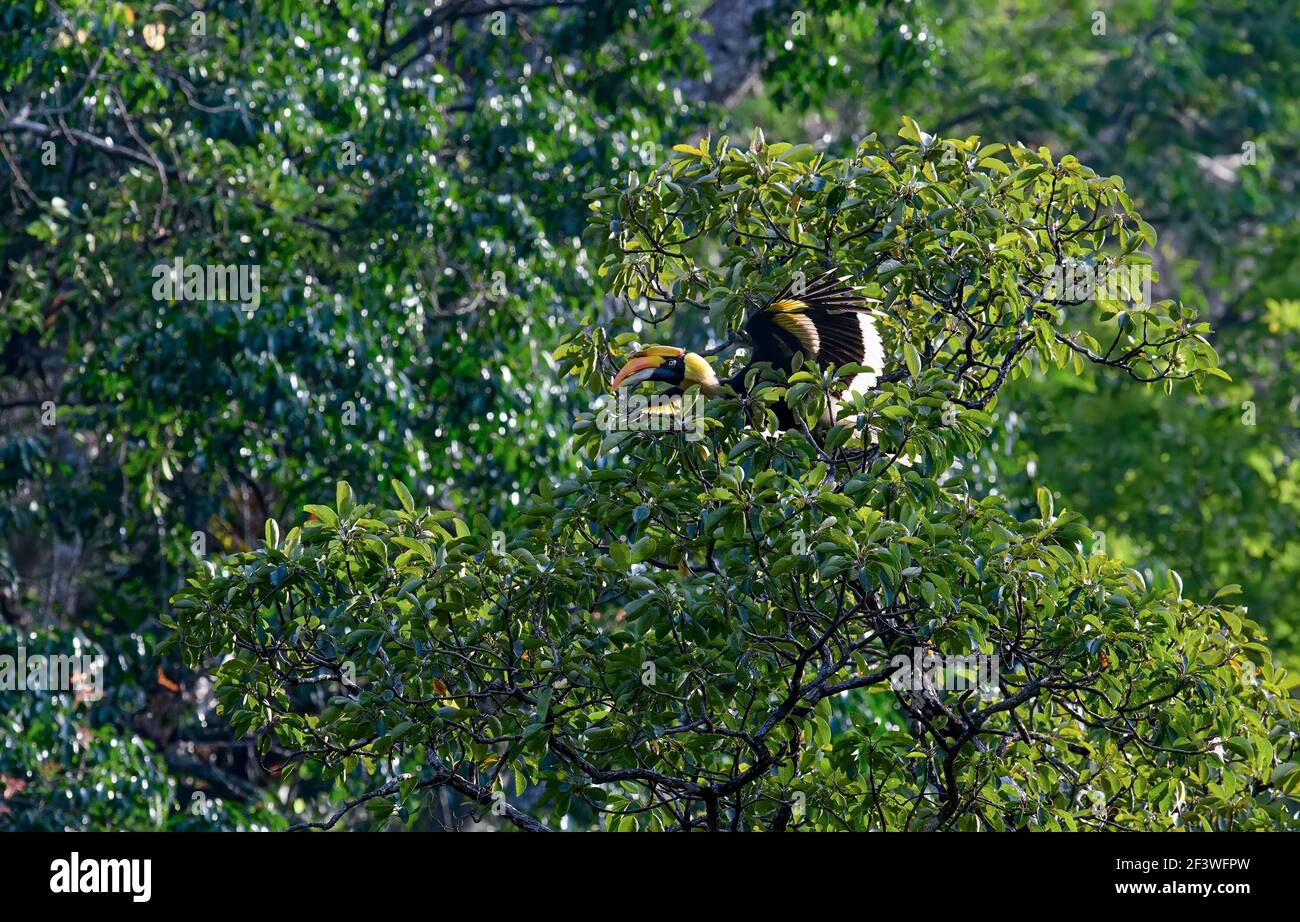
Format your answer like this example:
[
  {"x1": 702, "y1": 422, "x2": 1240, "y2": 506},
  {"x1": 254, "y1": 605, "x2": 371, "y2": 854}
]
[{"x1": 1, "y1": 0, "x2": 1296, "y2": 830}]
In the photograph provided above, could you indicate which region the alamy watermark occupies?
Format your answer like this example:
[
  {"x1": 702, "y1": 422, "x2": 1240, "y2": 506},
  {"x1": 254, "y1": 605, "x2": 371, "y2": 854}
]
[
  {"x1": 0, "y1": 646, "x2": 104, "y2": 701},
  {"x1": 151, "y1": 257, "x2": 261, "y2": 315},
  {"x1": 1045, "y1": 262, "x2": 1152, "y2": 307},
  {"x1": 596, "y1": 389, "x2": 705, "y2": 442},
  {"x1": 50, "y1": 853, "x2": 151, "y2": 902},
  {"x1": 890, "y1": 648, "x2": 1000, "y2": 701}
]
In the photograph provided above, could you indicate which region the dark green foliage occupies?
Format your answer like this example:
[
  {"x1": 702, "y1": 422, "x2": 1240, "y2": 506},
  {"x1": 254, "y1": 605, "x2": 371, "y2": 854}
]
[
  {"x1": 3, "y1": 0, "x2": 1297, "y2": 830},
  {"x1": 173, "y1": 134, "x2": 1299, "y2": 830}
]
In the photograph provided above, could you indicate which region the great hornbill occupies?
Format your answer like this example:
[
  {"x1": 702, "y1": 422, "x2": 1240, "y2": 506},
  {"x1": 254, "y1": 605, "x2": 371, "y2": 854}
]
[{"x1": 610, "y1": 272, "x2": 885, "y2": 429}]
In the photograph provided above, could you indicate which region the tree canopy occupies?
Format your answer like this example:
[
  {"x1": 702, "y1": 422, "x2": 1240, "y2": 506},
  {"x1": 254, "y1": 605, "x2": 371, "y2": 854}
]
[{"x1": 171, "y1": 134, "x2": 1298, "y2": 830}]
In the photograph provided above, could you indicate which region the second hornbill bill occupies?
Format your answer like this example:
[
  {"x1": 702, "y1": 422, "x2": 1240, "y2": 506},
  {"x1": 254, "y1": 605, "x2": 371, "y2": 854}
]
[{"x1": 610, "y1": 271, "x2": 885, "y2": 430}]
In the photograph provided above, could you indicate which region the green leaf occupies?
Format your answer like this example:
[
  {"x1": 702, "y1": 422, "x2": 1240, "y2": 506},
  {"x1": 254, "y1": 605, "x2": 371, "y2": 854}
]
[
  {"x1": 903, "y1": 342, "x2": 922, "y2": 377},
  {"x1": 304, "y1": 505, "x2": 337, "y2": 526},
  {"x1": 391, "y1": 479, "x2": 415, "y2": 513},
  {"x1": 336, "y1": 481, "x2": 354, "y2": 515},
  {"x1": 1036, "y1": 487, "x2": 1053, "y2": 520}
]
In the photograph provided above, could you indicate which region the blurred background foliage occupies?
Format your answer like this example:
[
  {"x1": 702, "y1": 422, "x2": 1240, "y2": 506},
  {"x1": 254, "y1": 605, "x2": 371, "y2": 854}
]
[{"x1": 0, "y1": 0, "x2": 1295, "y2": 828}]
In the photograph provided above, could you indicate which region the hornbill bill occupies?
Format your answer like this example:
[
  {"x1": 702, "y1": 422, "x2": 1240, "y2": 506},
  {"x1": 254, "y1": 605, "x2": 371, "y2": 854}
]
[{"x1": 610, "y1": 272, "x2": 885, "y2": 430}]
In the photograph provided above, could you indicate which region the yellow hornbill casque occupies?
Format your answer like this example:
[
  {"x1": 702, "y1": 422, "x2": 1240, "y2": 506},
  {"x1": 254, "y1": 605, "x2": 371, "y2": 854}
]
[{"x1": 610, "y1": 272, "x2": 885, "y2": 430}]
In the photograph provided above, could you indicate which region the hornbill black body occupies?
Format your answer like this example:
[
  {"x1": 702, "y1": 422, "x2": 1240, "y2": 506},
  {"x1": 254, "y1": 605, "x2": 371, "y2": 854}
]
[{"x1": 610, "y1": 272, "x2": 884, "y2": 429}]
